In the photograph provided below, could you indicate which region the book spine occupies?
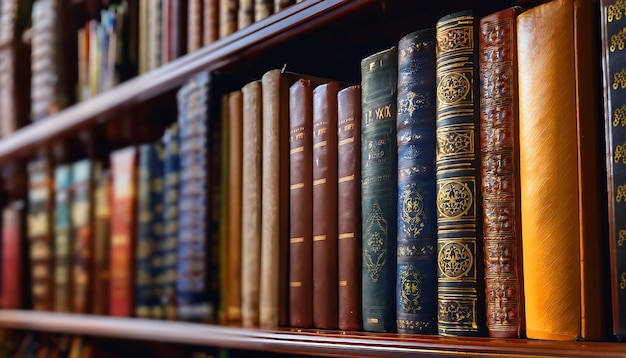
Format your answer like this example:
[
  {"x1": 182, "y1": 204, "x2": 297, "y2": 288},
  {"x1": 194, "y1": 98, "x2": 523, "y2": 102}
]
[
  {"x1": 226, "y1": 91, "x2": 244, "y2": 324},
  {"x1": 241, "y1": 80, "x2": 262, "y2": 328},
  {"x1": 161, "y1": 0, "x2": 172, "y2": 64},
  {"x1": 109, "y1": 146, "x2": 138, "y2": 317},
  {"x1": 148, "y1": 0, "x2": 163, "y2": 70},
  {"x1": 188, "y1": 0, "x2": 203, "y2": 52},
  {"x1": 311, "y1": 82, "x2": 340, "y2": 329},
  {"x1": 361, "y1": 47, "x2": 398, "y2": 332},
  {"x1": 203, "y1": 0, "x2": 219, "y2": 46},
  {"x1": 337, "y1": 85, "x2": 362, "y2": 331},
  {"x1": 28, "y1": 157, "x2": 54, "y2": 311},
  {"x1": 177, "y1": 71, "x2": 212, "y2": 321},
  {"x1": 479, "y1": 8, "x2": 524, "y2": 338},
  {"x1": 238, "y1": 0, "x2": 253, "y2": 30},
  {"x1": 139, "y1": 0, "x2": 149, "y2": 74},
  {"x1": 170, "y1": 0, "x2": 188, "y2": 59},
  {"x1": 1, "y1": 200, "x2": 25, "y2": 309},
  {"x1": 274, "y1": 0, "x2": 294, "y2": 13},
  {"x1": 518, "y1": 0, "x2": 604, "y2": 340},
  {"x1": 435, "y1": 11, "x2": 485, "y2": 337},
  {"x1": 602, "y1": 0, "x2": 626, "y2": 339},
  {"x1": 289, "y1": 79, "x2": 314, "y2": 328},
  {"x1": 92, "y1": 167, "x2": 110, "y2": 315},
  {"x1": 395, "y1": 28, "x2": 438, "y2": 335},
  {"x1": 70, "y1": 160, "x2": 94, "y2": 314},
  {"x1": 151, "y1": 142, "x2": 166, "y2": 319},
  {"x1": 54, "y1": 165, "x2": 72, "y2": 313},
  {"x1": 218, "y1": 95, "x2": 230, "y2": 325},
  {"x1": 163, "y1": 124, "x2": 180, "y2": 320},
  {"x1": 31, "y1": 0, "x2": 60, "y2": 121},
  {"x1": 260, "y1": 70, "x2": 291, "y2": 328},
  {"x1": 219, "y1": 0, "x2": 238, "y2": 38},
  {"x1": 254, "y1": 0, "x2": 273, "y2": 22}
]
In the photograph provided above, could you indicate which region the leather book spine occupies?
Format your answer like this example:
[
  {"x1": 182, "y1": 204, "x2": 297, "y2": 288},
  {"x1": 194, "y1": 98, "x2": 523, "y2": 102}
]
[
  {"x1": 70, "y1": 160, "x2": 94, "y2": 314},
  {"x1": 109, "y1": 146, "x2": 138, "y2": 317},
  {"x1": 203, "y1": 0, "x2": 219, "y2": 46},
  {"x1": 361, "y1": 47, "x2": 398, "y2": 333},
  {"x1": 218, "y1": 96, "x2": 230, "y2": 325},
  {"x1": 254, "y1": 0, "x2": 273, "y2": 22},
  {"x1": 148, "y1": 0, "x2": 163, "y2": 70},
  {"x1": 260, "y1": 70, "x2": 293, "y2": 328},
  {"x1": 219, "y1": 0, "x2": 238, "y2": 38},
  {"x1": 151, "y1": 142, "x2": 166, "y2": 320},
  {"x1": 28, "y1": 156, "x2": 54, "y2": 311},
  {"x1": 162, "y1": 124, "x2": 180, "y2": 320},
  {"x1": 53, "y1": 165, "x2": 72, "y2": 313},
  {"x1": 289, "y1": 79, "x2": 314, "y2": 328},
  {"x1": 337, "y1": 85, "x2": 362, "y2": 331},
  {"x1": 241, "y1": 80, "x2": 263, "y2": 328},
  {"x1": 435, "y1": 11, "x2": 485, "y2": 337},
  {"x1": 274, "y1": 0, "x2": 294, "y2": 13},
  {"x1": 92, "y1": 167, "x2": 110, "y2": 315},
  {"x1": 1, "y1": 200, "x2": 25, "y2": 309},
  {"x1": 238, "y1": 0, "x2": 253, "y2": 30},
  {"x1": 139, "y1": 0, "x2": 149, "y2": 74},
  {"x1": 311, "y1": 82, "x2": 340, "y2": 329},
  {"x1": 518, "y1": 0, "x2": 605, "y2": 340},
  {"x1": 479, "y1": 8, "x2": 524, "y2": 338},
  {"x1": 602, "y1": 0, "x2": 626, "y2": 339},
  {"x1": 177, "y1": 71, "x2": 213, "y2": 321},
  {"x1": 161, "y1": 0, "x2": 172, "y2": 64},
  {"x1": 188, "y1": 0, "x2": 203, "y2": 53},
  {"x1": 226, "y1": 91, "x2": 244, "y2": 324},
  {"x1": 170, "y1": 0, "x2": 188, "y2": 59},
  {"x1": 395, "y1": 28, "x2": 438, "y2": 335}
]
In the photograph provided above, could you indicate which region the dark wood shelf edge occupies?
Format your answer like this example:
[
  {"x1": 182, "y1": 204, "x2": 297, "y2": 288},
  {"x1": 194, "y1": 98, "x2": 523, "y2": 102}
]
[
  {"x1": 0, "y1": 0, "x2": 376, "y2": 165},
  {"x1": 0, "y1": 310, "x2": 624, "y2": 357}
]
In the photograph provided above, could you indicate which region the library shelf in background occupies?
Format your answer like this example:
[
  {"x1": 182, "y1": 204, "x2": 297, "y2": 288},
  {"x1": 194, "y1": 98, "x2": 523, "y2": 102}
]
[{"x1": 0, "y1": 310, "x2": 622, "y2": 358}]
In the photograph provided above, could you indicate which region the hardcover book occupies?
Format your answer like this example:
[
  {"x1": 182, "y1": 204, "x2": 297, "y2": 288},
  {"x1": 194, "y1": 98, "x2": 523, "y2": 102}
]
[
  {"x1": 255, "y1": 0, "x2": 273, "y2": 22},
  {"x1": 162, "y1": 124, "x2": 180, "y2": 320},
  {"x1": 203, "y1": 0, "x2": 219, "y2": 46},
  {"x1": 54, "y1": 165, "x2": 72, "y2": 313},
  {"x1": 518, "y1": 0, "x2": 605, "y2": 340},
  {"x1": 1, "y1": 200, "x2": 26, "y2": 309},
  {"x1": 92, "y1": 166, "x2": 110, "y2": 315},
  {"x1": 361, "y1": 47, "x2": 398, "y2": 332},
  {"x1": 219, "y1": 0, "x2": 238, "y2": 38},
  {"x1": 395, "y1": 28, "x2": 438, "y2": 335},
  {"x1": 71, "y1": 160, "x2": 94, "y2": 314},
  {"x1": 238, "y1": 0, "x2": 253, "y2": 30},
  {"x1": 435, "y1": 10, "x2": 486, "y2": 336},
  {"x1": 188, "y1": 0, "x2": 203, "y2": 52},
  {"x1": 479, "y1": 7, "x2": 524, "y2": 338}
]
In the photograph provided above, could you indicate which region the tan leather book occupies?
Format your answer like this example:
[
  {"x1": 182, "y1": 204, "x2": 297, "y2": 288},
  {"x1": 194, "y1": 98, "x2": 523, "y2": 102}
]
[
  {"x1": 188, "y1": 0, "x2": 203, "y2": 52},
  {"x1": 274, "y1": 0, "x2": 294, "y2": 12},
  {"x1": 241, "y1": 80, "x2": 263, "y2": 328},
  {"x1": 203, "y1": 0, "x2": 219, "y2": 46},
  {"x1": 238, "y1": 0, "x2": 253, "y2": 30},
  {"x1": 312, "y1": 82, "x2": 340, "y2": 329},
  {"x1": 226, "y1": 91, "x2": 244, "y2": 324},
  {"x1": 255, "y1": 0, "x2": 273, "y2": 22},
  {"x1": 518, "y1": 0, "x2": 605, "y2": 340},
  {"x1": 219, "y1": 0, "x2": 238, "y2": 38},
  {"x1": 479, "y1": 7, "x2": 524, "y2": 338},
  {"x1": 259, "y1": 70, "x2": 295, "y2": 328}
]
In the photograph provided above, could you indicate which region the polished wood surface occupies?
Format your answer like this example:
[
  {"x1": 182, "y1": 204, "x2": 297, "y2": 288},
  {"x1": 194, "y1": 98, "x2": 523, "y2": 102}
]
[{"x1": 0, "y1": 310, "x2": 623, "y2": 357}]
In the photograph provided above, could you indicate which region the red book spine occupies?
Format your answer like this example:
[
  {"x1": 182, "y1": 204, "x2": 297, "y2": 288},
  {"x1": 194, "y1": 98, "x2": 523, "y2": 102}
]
[
  {"x1": 2, "y1": 200, "x2": 25, "y2": 309},
  {"x1": 109, "y1": 147, "x2": 138, "y2": 317}
]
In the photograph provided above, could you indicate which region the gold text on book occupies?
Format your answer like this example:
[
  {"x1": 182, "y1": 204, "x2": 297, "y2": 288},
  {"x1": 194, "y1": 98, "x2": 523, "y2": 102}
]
[{"x1": 400, "y1": 264, "x2": 424, "y2": 313}]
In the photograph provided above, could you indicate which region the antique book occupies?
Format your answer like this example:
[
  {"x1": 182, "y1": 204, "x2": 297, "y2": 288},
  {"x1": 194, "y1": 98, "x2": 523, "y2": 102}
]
[
  {"x1": 311, "y1": 82, "x2": 340, "y2": 329},
  {"x1": 109, "y1": 146, "x2": 138, "y2": 317},
  {"x1": 602, "y1": 0, "x2": 626, "y2": 340},
  {"x1": 170, "y1": 0, "x2": 188, "y2": 60},
  {"x1": 203, "y1": 0, "x2": 219, "y2": 46},
  {"x1": 162, "y1": 124, "x2": 180, "y2": 320},
  {"x1": 255, "y1": 0, "x2": 273, "y2": 22},
  {"x1": 28, "y1": 156, "x2": 55, "y2": 311},
  {"x1": 161, "y1": 0, "x2": 172, "y2": 64},
  {"x1": 274, "y1": 0, "x2": 294, "y2": 12},
  {"x1": 361, "y1": 47, "x2": 398, "y2": 332},
  {"x1": 71, "y1": 160, "x2": 94, "y2": 314},
  {"x1": 479, "y1": 8, "x2": 524, "y2": 338},
  {"x1": 289, "y1": 79, "x2": 314, "y2": 328},
  {"x1": 337, "y1": 85, "x2": 362, "y2": 331},
  {"x1": 518, "y1": 0, "x2": 605, "y2": 340},
  {"x1": 226, "y1": 91, "x2": 243, "y2": 324},
  {"x1": 238, "y1": 0, "x2": 253, "y2": 30},
  {"x1": 54, "y1": 165, "x2": 72, "y2": 313},
  {"x1": 91, "y1": 166, "x2": 110, "y2": 315},
  {"x1": 241, "y1": 80, "x2": 263, "y2": 328},
  {"x1": 177, "y1": 71, "x2": 214, "y2": 321},
  {"x1": 219, "y1": 0, "x2": 238, "y2": 38},
  {"x1": 139, "y1": 0, "x2": 149, "y2": 74},
  {"x1": 395, "y1": 28, "x2": 437, "y2": 335},
  {"x1": 260, "y1": 70, "x2": 294, "y2": 328},
  {"x1": 148, "y1": 0, "x2": 163, "y2": 70},
  {"x1": 218, "y1": 95, "x2": 230, "y2": 325},
  {"x1": 188, "y1": 0, "x2": 203, "y2": 52},
  {"x1": 1, "y1": 200, "x2": 26, "y2": 309}
]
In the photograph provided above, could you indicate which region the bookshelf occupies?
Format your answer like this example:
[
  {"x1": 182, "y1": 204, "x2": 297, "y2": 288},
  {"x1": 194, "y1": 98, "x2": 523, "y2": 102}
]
[{"x1": 0, "y1": 0, "x2": 622, "y2": 357}]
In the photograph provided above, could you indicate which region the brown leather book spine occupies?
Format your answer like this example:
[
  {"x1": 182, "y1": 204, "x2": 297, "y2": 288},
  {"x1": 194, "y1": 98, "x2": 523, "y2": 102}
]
[
  {"x1": 518, "y1": 0, "x2": 604, "y2": 340},
  {"x1": 188, "y1": 0, "x2": 203, "y2": 52},
  {"x1": 312, "y1": 82, "x2": 340, "y2": 329},
  {"x1": 289, "y1": 79, "x2": 314, "y2": 328},
  {"x1": 255, "y1": 0, "x2": 273, "y2": 22},
  {"x1": 238, "y1": 0, "x2": 253, "y2": 30},
  {"x1": 170, "y1": 0, "x2": 188, "y2": 59},
  {"x1": 226, "y1": 91, "x2": 244, "y2": 324},
  {"x1": 139, "y1": 0, "x2": 149, "y2": 74},
  {"x1": 274, "y1": 0, "x2": 294, "y2": 12},
  {"x1": 260, "y1": 70, "x2": 293, "y2": 328},
  {"x1": 2, "y1": 200, "x2": 26, "y2": 309},
  {"x1": 161, "y1": 0, "x2": 172, "y2": 64},
  {"x1": 337, "y1": 85, "x2": 362, "y2": 331},
  {"x1": 203, "y1": 0, "x2": 219, "y2": 46},
  {"x1": 219, "y1": 0, "x2": 238, "y2": 38},
  {"x1": 241, "y1": 80, "x2": 263, "y2": 327},
  {"x1": 479, "y1": 7, "x2": 524, "y2": 339},
  {"x1": 91, "y1": 167, "x2": 110, "y2": 316},
  {"x1": 148, "y1": 0, "x2": 163, "y2": 70}
]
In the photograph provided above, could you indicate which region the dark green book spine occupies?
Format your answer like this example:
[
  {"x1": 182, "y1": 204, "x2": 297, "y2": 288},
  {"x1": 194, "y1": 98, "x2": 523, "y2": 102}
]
[
  {"x1": 361, "y1": 47, "x2": 398, "y2": 332},
  {"x1": 435, "y1": 10, "x2": 486, "y2": 336},
  {"x1": 396, "y1": 28, "x2": 438, "y2": 335}
]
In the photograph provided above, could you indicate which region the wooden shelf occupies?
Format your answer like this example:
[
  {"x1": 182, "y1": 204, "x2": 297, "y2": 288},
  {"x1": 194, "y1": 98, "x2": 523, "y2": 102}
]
[
  {"x1": 0, "y1": 310, "x2": 623, "y2": 357},
  {"x1": 0, "y1": 0, "x2": 375, "y2": 165}
]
